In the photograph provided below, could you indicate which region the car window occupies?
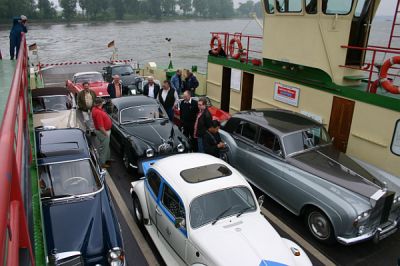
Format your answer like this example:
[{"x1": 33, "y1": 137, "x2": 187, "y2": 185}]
[
  {"x1": 111, "y1": 106, "x2": 119, "y2": 121},
  {"x1": 258, "y1": 128, "x2": 282, "y2": 155},
  {"x1": 190, "y1": 186, "x2": 256, "y2": 229},
  {"x1": 161, "y1": 184, "x2": 185, "y2": 220},
  {"x1": 113, "y1": 65, "x2": 135, "y2": 76},
  {"x1": 235, "y1": 122, "x2": 258, "y2": 141},
  {"x1": 33, "y1": 96, "x2": 71, "y2": 112},
  {"x1": 120, "y1": 105, "x2": 166, "y2": 124},
  {"x1": 147, "y1": 171, "x2": 161, "y2": 198},
  {"x1": 39, "y1": 159, "x2": 102, "y2": 198},
  {"x1": 74, "y1": 73, "x2": 103, "y2": 83},
  {"x1": 283, "y1": 126, "x2": 331, "y2": 156}
]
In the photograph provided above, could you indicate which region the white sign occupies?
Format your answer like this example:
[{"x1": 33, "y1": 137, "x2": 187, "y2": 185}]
[
  {"x1": 273, "y1": 82, "x2": 300, "y2": 107},
  {"x1": 231, "y1": 69, "x2": 242, "y2": 91},
  {"x1": 392, "y1": 120, "x2": 400, "y2": 156}
]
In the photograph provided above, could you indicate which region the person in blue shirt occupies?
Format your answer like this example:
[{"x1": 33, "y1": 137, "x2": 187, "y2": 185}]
[
  {"x1": 9, "y1": 15, "x2": 28, "y2": 60},
  {"x1": 170, "y1": 69, "x2": 183, "y2": 96}
]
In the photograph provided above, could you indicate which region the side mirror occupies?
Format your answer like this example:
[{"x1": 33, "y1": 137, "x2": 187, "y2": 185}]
[
  {"x1": 257, "y1": 195, "x2": 265, "y2": 207},
  {"x1": 174, "y1": 217, "x2": 186, "y2": 229}
]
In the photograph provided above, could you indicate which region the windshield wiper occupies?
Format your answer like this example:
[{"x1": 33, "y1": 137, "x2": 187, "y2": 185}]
[
  {"x1": 212, "y1": 206, "x2": 233, "y2": 225},
  {"x1": 236, "y1": 206, "x2": 253, "y2": 217}
]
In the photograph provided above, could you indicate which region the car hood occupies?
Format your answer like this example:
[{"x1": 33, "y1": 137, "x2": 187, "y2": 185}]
[
  {"x1": 76, "y1": 82, "x2": 109, "y2": 97},
  {"x1": 33, "y1": 110, "x2": 78, "y2": 129},
  {"x1": 121, "y1": 119, "x2": 180, "y2": 148},
  {"x1": 120, "y1": 75, "x2": 137, "y2": 86},
  {"x1": 191, "y1": 214, "x2": 297, "y2": 266},
  {"x1": 288, "y1": 145, "x2": 384, "y2": 198},
  {"x1": 42, "y1": 191, "x2": 120, "y2": 259}
]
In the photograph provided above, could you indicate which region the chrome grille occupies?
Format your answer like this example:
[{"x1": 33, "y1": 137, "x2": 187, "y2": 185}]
[
  {"x1": 158, "y1": 142, "x2": 172, "y2": 153},
  {"x1": 57, "y1": 254, "x2": 84, "y2": 266},
  {"x1": 381, "y1": 192, "x2": 395, "y2": 224}
]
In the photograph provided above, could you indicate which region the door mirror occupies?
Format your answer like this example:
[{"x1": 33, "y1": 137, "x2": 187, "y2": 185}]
[
  {"x1": 174, "y1": 217, "x2": 186, "y2": 229},
  {"x1": 257, "y1": 195, "x2": 265, "y2": 207}
]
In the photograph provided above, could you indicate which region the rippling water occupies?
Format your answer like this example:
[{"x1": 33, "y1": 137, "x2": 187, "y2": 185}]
[{"x1": 0, "y1": 17, "x2": 396, "y2": 72}]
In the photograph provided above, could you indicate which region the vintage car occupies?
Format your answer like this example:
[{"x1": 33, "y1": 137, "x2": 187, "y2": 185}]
[
  {"x1": 220, "y1": 109, "x2": 400, "y2": 245},
  {"x1": 173, "y1": 96, "x2": 231, "y2": 127},
  {"x1": 32, "y1": 87, "x2": 83, "y2": 129},
  {"x1": 102, "y1": 63, "x2": 141, "y2": 93},
  {"x1": 107, "y1": 96, "x2": 190, "y2": 172},
  {"x1": 36, "y1": 128, "x2": 125, "y2": 265},
  {"x1": 66, "y1": 71, "x2": 110, "y2": 98},
  {"x1": 130, "y1": 153, "x2": 312, "y2": 266}
]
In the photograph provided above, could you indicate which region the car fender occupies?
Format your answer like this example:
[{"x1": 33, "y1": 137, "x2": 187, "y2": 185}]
[
  {"x1": 131, "y1": 179, "x2": 149, "y2": 221},
  {"x1": 219, "y1": 129, "x2": 238, "y2": 161}
]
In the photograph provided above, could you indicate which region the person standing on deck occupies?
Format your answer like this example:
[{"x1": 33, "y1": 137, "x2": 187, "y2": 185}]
[
  {"x1": 158, "y1": 80, "x2": 179, "y2": 121},
  {"x1": 204, "y1": 120, "x2": 226, "y2": 158},
  {"x1": 143, "y1": 76, "x2": 160, "y2": 99},
  {"x1": 179, "y1": 91, "x2": 199, "y2": 151},
  {"x1": 171, "y1": 69, "x2": 183, "y2": 96},
  {"x1": 184, "y1": 71, "x2": 199, "y2": 96},
  {"x1": 9, "y1": 15, "x2": 28, "y2": 60},
  {"x1": 194, "y1": 97, "x2": 212, "y2": 153},
  {"x1": 107, "y1": 75, "x2": 124, "y2": 98},
  {"x1": 77, "y1": 81, "x2": 96, "y2": 135},
  {"x1": 92, "y1": 98, "x2": 112, "y2": 168}
]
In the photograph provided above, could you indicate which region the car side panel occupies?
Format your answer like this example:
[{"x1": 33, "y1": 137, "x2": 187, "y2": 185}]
[{"x1": 132, "y1": 180, "x2": 150, "y2": 221}]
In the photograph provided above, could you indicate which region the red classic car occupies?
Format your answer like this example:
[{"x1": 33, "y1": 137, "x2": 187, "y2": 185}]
[
  {"x1": 66, "y1": 71, "x2": 110, "y2": 98},
  {"x1": 173, "y1": 96, "x2": 231, "y2": 127}
]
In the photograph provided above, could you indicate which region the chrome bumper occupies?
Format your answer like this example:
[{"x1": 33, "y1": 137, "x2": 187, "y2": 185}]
[{"x1": 337, "y1": 220, "x2": 399, "y2": 245}]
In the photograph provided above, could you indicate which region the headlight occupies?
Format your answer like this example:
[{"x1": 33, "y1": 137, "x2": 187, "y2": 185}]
[
  {"x1": 177, "y1": 143, "x2": 185, "y2": 153},
  {"x1": 393, "y1": 196, "x2": 400, "y2": 204},
  {"x1": 108, "y1": 247, "x2": 124, "y2": 266},
  {"x1": 146, "y1": 148, "x2": 154, "y2": 157},
  {"x1": 353, "y1": 210, "x2": 371, "y2": 227}
]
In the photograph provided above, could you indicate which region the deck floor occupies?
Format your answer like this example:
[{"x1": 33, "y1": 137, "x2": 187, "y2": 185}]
[{"x1": 0, "y1": 60, "x2": 16, "y2": 124}]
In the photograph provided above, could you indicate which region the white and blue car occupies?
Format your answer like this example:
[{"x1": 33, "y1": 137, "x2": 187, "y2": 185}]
[{"x1": 130, "y1": 153, "x2": 312, "y2": 266}]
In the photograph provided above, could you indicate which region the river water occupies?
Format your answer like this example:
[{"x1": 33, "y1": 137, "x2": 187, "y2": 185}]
[{"x1": 0, "y1": 17, "x2": 397, "y2": 72}]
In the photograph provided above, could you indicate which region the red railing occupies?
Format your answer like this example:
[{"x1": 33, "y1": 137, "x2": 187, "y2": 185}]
[
  {"x1": 210, "y1": 32, "x2": 263, "y2": 64},
  {"x1": 0, "y1": 33, "x2": 35, "y2": 265},
  {"x1": 340, "y1": 45, "x2": 400, "y2": 93}
]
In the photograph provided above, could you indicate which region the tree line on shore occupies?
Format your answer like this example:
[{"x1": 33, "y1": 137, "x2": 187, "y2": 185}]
[{"x1": 0, "y1": 0, "x2": 263, "y2": 22}]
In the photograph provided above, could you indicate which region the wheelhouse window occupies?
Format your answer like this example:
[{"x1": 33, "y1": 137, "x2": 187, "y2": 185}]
[
  {"x1": 39, "y1": 159, "x2": 102, "y2": 199},
  {"x1": 147, "y1": 171, "x2": 161, "y2": 198},
  {"x1": 354, "y1": 0, "x2": 366, "y2": 17},
  {"x1": 391, "y1": 120, "x2": 400, "y2": 156},
  {"x1": 258, "y1": 128, "x2": 282, "y2": 155},
  {"x1": 161, "y1": 184, "x2": 185, "y2": 220},
  {"x1": 305, "y1": 0, "x2": 317, "y2": 14},
  {"x1": 276, "y1": 0, "x2": 302, "y2": 13},
  {"x1": 235, "y1": 122, "x2": 258, "y2": 141},
  {"x1": 190, "y1": 186, "x2": 256, "y2": 229},
  {"x1": 264, "y1": 0, "x2": 275, "y2": 13},
  {"x1": 33, "y1": 96, "x2": 72, "y2": 113},
  {"x1": 120, "y1": 105, "x2": 166, "y2": 124},
  {"x1": 74, "y1": 73, "x2": 103, "y2": 83},
  {"x1": 323, "y1": 0, "x2": 353, "y2": 15},
  {"x1": 283, "y1": 127, "x2": 331, "y2": 156}
]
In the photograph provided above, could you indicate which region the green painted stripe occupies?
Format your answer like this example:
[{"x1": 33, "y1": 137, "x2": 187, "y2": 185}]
[{"x1": 207, "y1": 56, "x2": 400, "y2": 112}]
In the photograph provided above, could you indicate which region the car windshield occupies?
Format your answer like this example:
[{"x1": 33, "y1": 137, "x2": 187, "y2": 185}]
[
  {"x1": 74, "y1": 73, "x2": 103, "y2": 83},
  {"x1": 190, "y1": 186, "x2": 256, "y2": 228},
  {"x1": 113, "y1": 65, "x2": 135, "y2": 75},
  {"x1": 33, "y1": 96, "x2": 71, "y2": 112},
  {"x1": 39, "y1": 159, "x2": 102, "y2": 199},
  {"x1": 120, "y1": 105, "x2": 166, "y2": 123},
  {"x1": 283, "y1": 126, "x2": 331, "y2": 156}
]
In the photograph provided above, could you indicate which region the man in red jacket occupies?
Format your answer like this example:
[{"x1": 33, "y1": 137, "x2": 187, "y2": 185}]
[{"x1": 92, "y1": 98, "x2": 112, "y2": 168}]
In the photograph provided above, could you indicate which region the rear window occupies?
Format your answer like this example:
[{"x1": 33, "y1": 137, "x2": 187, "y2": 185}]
[{"x1": 180, "y1": 164, "x2": 232, "y2": 183}]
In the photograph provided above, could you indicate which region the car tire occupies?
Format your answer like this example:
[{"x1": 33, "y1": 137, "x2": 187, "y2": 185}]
[
  {"x1": 132, "y1": 194, "x2": 144, "y2": 229},
  {"x1": 305, "y1": 208, "x2": 335, "y2": 244}
]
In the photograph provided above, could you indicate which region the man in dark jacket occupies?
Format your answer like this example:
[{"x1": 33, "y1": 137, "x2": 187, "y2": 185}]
[
  {"x1": 194, "y1": 97, "x2": 212, "y2": 153},
  {"x1": 179, "y1": 91, "x2": 199, "y2": 150},
  {"x1": 107, "y1": 75, "x2": 125, "y2": 98},
  {"x1": 159, "y1": 80, "x2": 179, "y2": 121},
  {"x1": 9, "y1": 15, "x2": 28, "y2": 60},
  {"x1": 143, "y1": 76, "x2": 160, "y2": 99},
  {"x1": 204, "y1": 120, "x2": 226, "y2": 158},
  {"x1": 77, "y1": 82, "x2": 96, "y2": 135},
  {"x1": 184, "y1": 71, "x2": 199, "y2": 96}
]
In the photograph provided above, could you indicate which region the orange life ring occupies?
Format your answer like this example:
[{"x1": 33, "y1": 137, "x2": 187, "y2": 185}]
[
  {"x1": 210, "y1": 35, "x2": 222, "y2": 56},
  {"x1": 379, "y1": 56, "x2": 400, "y2": 94},
  {"x1": 229, "y1": 38, "x2": 243, "y2": 60}
]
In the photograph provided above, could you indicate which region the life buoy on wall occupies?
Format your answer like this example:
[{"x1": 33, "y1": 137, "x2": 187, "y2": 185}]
[
  {"x1": 229, "y1": 38, "x2": 243, "y2": 60},
  {"x1": 210, "y1": 35, "x2": 222, "y2": 56},
  {"x1": 379, "y1": 56, "x2": 400, "y2": 94}
]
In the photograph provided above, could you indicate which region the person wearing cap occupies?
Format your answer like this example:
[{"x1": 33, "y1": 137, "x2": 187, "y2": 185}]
[
  {"x1": 204, "y1": 120, "x2": 226, "y2": 158},
  {"x1": 9, "y1": 15, "x2": 28, "y2": 60},
  {"x1": 92, "y1": 98, "x2": 112, "y2": 168},
  {"x1": 107, "y1": 75, "x2": 124, "y2": 98}
]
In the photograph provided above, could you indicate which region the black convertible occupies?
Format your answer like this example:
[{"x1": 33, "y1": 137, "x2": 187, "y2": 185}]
[{"x1": 108, "y1": 96, "x2": 190, "y2": 172}]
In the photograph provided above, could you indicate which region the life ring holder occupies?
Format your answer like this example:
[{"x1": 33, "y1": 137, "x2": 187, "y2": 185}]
[
  {"x1": 210, "y1": 35, "x2": 222, "y2": 56},
  {"x1": 229, "y1": 38, "x2": 243, "y2": 60},
  {"x1": 379, "y1": 56, "x2": 400, "y2": 94}
]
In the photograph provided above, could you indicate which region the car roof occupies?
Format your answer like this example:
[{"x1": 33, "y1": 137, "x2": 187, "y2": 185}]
[
  {"x1": 112, "y1": 95, "x2": 158, "y2": 110},
  {"x1": 234, "y1": 109, "x2": 321, "y2": 135},
  {"x1": 35, "y1": 128, "x2": 90, "y2": 164},
  {"x1": 151, "y1": 153, "x2": 252, "y2": 205},
  {"x1": 109, "y1": 64, "x2": 132, "y2": 68},
  {"x1": 32, "y1": 87, "x2": 70, "y2": 97},
  {"x1": 73, "y1": 71, "x2": 101, "y2": 77}
]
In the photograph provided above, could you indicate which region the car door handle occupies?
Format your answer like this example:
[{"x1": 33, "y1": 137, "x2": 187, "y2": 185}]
[{"x1": 155, "y1": 206, "x2": 162, "y2": 216}]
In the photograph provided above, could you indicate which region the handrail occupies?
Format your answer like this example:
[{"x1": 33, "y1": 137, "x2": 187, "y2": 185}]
[{"x1": 0, "y1": 33, "x2": 35, "y2": 266}]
